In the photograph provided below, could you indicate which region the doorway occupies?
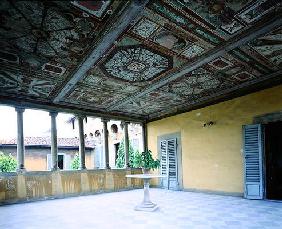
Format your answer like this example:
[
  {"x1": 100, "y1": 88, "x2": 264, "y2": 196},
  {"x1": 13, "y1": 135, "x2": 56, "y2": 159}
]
[
  {"x1": 264, "y1": 121, "x2": 282, "y2": 200},
  {"x1": 58, "y1": 154, "x2": 64, "y2": 170},
  {"x1": 158, "y1": 132, "x2": 182, "y2": 190},
  {"x1": 114, "y1": 142, "x2": 120, "y2": 165}
]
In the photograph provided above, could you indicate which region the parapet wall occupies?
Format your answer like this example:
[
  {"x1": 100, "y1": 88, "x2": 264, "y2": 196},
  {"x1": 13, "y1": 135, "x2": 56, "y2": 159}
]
[{"x1": 0, "y1": 169, "x2": 143, "y2": 205}]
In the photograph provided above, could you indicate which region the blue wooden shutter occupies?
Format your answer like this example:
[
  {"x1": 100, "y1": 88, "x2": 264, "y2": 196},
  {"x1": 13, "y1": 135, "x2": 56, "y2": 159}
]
[
  {"x1": 160, "y1": 140, "x2": 168, "y2": 188},
  {"x1": 160, "y1": 139, "x2": 178, "y2": 190},
  {"x1": 243, "y1": 124, "x2": 263, "y2": 199},
  {"x1": 167, "y1": 138, "x2": 178, "y2": 190}
]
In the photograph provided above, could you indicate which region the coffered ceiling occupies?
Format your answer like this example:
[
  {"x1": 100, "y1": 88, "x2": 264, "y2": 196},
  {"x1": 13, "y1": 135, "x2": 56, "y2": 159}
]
[{"x1": 0, "y1": 0, "x2": 281, "y2": 122}]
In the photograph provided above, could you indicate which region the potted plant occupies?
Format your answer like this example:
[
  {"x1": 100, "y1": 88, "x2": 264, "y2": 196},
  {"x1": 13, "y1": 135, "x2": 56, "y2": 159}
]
[{"x1": 133, "y1": 150, "x2": 160, "y2": 174}]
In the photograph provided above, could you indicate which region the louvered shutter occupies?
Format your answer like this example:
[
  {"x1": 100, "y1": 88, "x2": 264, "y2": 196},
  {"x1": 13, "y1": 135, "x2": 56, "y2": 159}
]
[
  {"x1": 160, "y1": 138, "x2": 178, "y2": 190},
  {"x1": 243, "y1": 124, "x2": 263, "y2": 199},
  {"x1": 167, "y1": 139, "x2": 178, "y2": 190},
  {"x1": 160, "y1": 140, "x2": 168, "y2": 188}
]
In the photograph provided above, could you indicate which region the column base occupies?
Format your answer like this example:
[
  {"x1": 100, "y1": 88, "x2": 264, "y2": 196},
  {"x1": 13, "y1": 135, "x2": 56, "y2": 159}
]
[
  {"x1": 134, "y1": 202, "x2": 158, "y2": 212},
  {"x1": 16, "y1": 168, "x2": 26, "y2": 173}
]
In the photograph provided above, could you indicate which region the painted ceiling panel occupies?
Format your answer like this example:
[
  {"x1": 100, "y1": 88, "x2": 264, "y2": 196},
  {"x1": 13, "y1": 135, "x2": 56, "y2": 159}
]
[{"x1": 0, "y1": 0, "x2": 281, "y2": 121}]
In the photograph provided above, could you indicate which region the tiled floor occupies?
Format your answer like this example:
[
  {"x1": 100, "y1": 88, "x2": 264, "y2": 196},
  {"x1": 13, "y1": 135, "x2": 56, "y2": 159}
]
[{"x1": 0, "y1": 189, "x2": 281, "y2": 229}]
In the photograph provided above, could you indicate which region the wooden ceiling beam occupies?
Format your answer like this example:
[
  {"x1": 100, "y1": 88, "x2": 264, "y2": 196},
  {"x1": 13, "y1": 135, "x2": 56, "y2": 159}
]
[{"x1": 107, "y1": 13, "x2": 282, "y2": 111}]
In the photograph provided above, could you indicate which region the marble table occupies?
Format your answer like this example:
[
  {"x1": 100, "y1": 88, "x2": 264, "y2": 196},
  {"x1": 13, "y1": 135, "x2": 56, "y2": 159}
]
[{"x1": 126, "y1": 174, "x2": 166, "y2": 212}]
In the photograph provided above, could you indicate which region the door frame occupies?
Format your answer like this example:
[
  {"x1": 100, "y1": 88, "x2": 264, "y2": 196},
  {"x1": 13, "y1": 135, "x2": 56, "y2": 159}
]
[
  {"x1": 157, "y1": 132, "x2": 183, "y2": 190},
  {"x1": 47, "y1": 153, "x2": 67, "y2": 170},
  {"x1": 253, "y1": 110, "x2": 282, "y2": 199}
]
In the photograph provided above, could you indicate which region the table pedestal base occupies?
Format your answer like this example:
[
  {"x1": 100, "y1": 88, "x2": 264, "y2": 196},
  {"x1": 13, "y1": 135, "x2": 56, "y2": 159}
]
[
  {"x1": 134, "y1": 178, "x2": 159, "y2": 212},
  {"x1": 135, "y1": 202, "x2": 158, "y2": 212}
]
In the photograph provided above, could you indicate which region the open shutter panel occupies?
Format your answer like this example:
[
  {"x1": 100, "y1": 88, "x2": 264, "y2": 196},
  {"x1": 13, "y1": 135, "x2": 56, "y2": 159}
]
[
  {"x1": 161, "y1": 140, "x2": 167, "y2": 176},
  {"x1": 167, "y1": 138, "x2": 178, "y2": 190},
  {"x1": 160, "y1": 140, "x2": 168, "y2": 188},
  {"x1": 243, "y1": 124, "x2": 263, "y2": 199}
]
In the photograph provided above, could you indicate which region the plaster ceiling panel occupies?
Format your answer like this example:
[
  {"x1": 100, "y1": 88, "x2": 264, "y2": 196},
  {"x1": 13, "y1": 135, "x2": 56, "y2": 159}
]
[
  {"x1": 146, "y1": 0, "x2": 224, "y2": 45},
  {"x1": 100, "y1": 44, "x2": 173, "y2": 82},
  {"x1": 63, "y1": 84, "x2": 130, "y2": 110},
  {"x1": 112, "y1": 90, "x2": 186, "y2": 117},
  {"x1": 0, "y1": 0, "x2": 128, "y2": 97},
  {"x1": 82, "y1": 68, "x2": 142, "y2": 93},
  {"x1": 163, "y1": 0, "x2": 280, "y2": 37},
  {"x1": 64, "y1": 66, "x2": 142, "y2": 109},
  {"x1": 129, "y1": 8, "x2": 215, "y2": 60},
  {"x1": 242, "y1": 26, "x2": 282, "y2": 69},
  {"x1": 0, "y1": 68, "x2": 58, "y2": 99},
  {"x1": 114, "y1": 50, "x2": 276, "y2": 119},
  {"x1": 70, "y1": 1, "x2": 112, "y2": 19},
  {"x1": 205, "y1": 53, "x2": 264, "y2": 83}
]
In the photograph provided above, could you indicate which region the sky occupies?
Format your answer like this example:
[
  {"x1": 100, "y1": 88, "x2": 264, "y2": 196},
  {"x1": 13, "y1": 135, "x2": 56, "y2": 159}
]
[{"x1": 0, "y1": 105, "x2": 78, "y2": 139}]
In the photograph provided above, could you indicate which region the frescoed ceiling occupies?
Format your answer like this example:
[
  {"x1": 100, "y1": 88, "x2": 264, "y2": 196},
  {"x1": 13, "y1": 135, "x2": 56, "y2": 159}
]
[{"x1": 0, "y1": 0, "x2": 281, "y2": 121}]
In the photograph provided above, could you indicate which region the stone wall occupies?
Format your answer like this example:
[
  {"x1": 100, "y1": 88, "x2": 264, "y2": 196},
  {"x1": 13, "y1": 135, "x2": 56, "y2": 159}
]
[{"x1": 0, "y1": 169, "x2": 143, "y2": 205}]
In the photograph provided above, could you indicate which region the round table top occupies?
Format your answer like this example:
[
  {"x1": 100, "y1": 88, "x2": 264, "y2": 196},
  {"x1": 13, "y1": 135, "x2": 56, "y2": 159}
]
[{"x1": 126, "y1": 174, "x2": 166, "y2": 179}]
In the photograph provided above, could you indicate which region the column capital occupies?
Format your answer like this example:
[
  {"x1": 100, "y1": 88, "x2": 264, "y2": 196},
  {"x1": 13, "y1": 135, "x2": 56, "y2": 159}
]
[
  {"x1": 101, "y1": 118, "x2": 110, "y2": 123},
  {"x1": 75, "y1": 114, "x2": 86, "y2": 119},
  {"x1": 49, "y1": 111, "x2": 58, "y2": 117},
  {"x1": 121, "y1": 120, "x2": 130, "y2": 125},
  {"x1": 15, "y1": 107, "x2": 25, "y2": 113}
]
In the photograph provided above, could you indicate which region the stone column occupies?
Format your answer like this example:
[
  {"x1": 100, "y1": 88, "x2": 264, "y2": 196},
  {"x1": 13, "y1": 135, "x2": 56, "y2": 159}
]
[
  {"x1": 50, "y1": 112, "x2": 58, "y2": 171},
  {"x1": 102, "y1": 118, "x2": 110, "y2": 169},
  {"x1": 15, "y1": 107, "x2": 25, "y2": 171},
  {"x1": 123, "y1": 121, "x2": 130, "y2": 168},
  {"x1": 142, "y1": 123, "x2": 148, "y2": 152},
  {"x1": 77, "y1": 115, "x2": 86, "y2": 170}
]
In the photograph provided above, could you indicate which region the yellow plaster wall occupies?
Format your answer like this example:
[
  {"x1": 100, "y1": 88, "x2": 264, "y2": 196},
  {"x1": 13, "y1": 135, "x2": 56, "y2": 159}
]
[{"x1": 147, "y1": 85, "x2": 282, "y2": 194}]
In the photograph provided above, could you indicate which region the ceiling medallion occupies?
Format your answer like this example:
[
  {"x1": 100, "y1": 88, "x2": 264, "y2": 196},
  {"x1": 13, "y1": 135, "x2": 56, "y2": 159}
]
[
  {"x1": 101, "y1": 45, "x2": 173, "y2": 82},
  {"x1": 127, "y1": 62, "x2": 146, "y2": 72}
]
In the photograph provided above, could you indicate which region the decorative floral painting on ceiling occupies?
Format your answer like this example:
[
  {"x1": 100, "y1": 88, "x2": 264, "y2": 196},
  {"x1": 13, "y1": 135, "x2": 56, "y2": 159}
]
[{"x1": 0, "y1": 0, "x2": 280, "y2": 120}]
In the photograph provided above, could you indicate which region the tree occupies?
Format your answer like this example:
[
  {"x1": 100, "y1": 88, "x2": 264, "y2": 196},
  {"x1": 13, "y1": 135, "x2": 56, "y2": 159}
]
[
  {"x1": 116, "y1": 138, "x2": 138, "y2": 168},
  {"x1": 71, "y1": 153, "x2": 80, "y2": 170},
  {"x1": 0, "y1": 152, "x2": 17, "y2": 172}
]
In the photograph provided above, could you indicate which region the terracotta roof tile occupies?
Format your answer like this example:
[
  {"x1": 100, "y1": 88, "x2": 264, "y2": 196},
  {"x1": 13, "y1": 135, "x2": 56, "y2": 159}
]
[{"x1": 0, "y1": 137, "x2": 95, "y2": 148}]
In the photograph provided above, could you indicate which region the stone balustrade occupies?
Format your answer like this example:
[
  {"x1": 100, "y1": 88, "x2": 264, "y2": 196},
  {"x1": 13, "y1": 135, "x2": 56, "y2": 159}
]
[{"x1": 0, "y1": 169, "x2": 142, "y2": 205}]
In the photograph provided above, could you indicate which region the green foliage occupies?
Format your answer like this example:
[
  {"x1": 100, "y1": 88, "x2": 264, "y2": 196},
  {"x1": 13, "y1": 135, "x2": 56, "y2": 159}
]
[
  {"x1": 0, "y1": 152, "x2": 17, "y2": 172},
  {"x1": 133, "y1": 150, "x2": 160, "y2": 170},
  {"x1": 71, "y1": 153, "x2": 80, "y2": 170},
  {"x1": 116, "y1": 138, "x2": 137, "y2": 168}
]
